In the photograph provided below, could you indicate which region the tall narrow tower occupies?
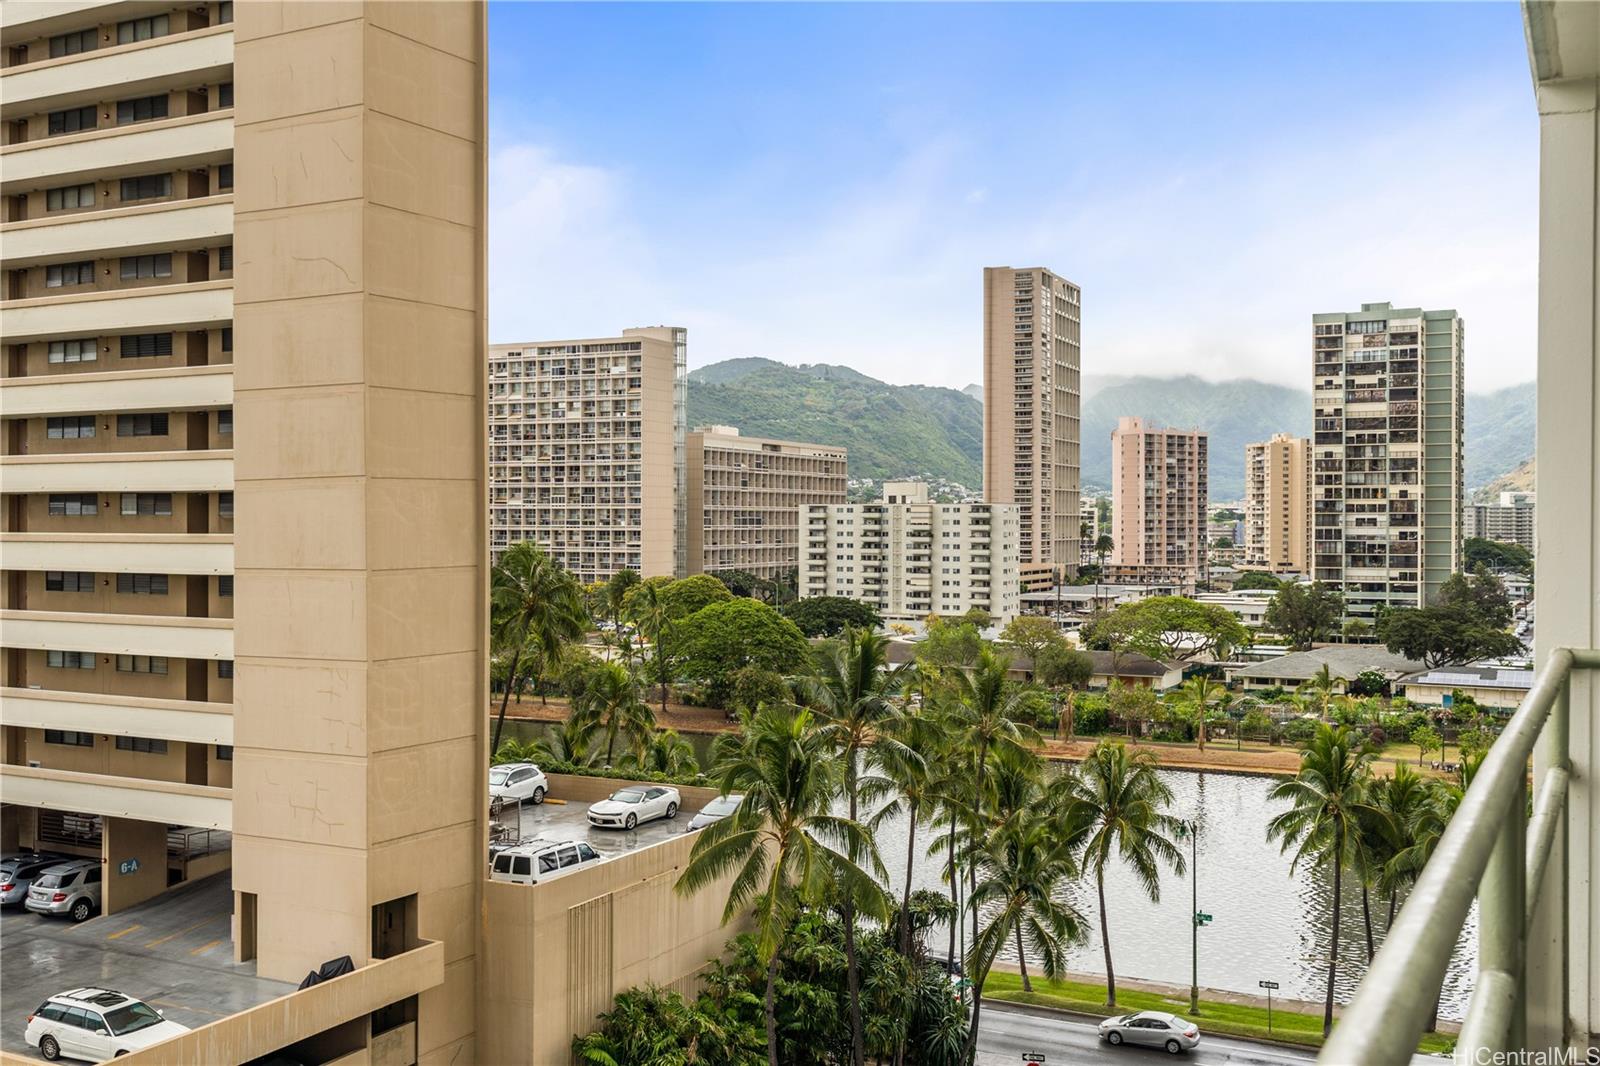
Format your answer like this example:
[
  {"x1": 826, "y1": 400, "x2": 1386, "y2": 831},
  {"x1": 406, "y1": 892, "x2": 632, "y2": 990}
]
[{"x1": 982, "y1": 266, "x2": 1081, "y2": 588}]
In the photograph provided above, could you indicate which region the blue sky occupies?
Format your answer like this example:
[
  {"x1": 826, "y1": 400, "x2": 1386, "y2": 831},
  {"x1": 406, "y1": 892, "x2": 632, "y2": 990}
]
[{"x1": 488, "y1": 2, "x2": 1537, "y2": 392}]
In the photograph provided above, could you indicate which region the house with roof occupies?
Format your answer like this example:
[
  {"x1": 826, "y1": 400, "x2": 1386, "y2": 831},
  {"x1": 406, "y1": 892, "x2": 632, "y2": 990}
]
[
  {"x1": 1397, "y1": 664, "x2": 1535, "y2": 714},
  {"x1": 1227, "y1": 644, "x2": 1426, "y2": 692}
]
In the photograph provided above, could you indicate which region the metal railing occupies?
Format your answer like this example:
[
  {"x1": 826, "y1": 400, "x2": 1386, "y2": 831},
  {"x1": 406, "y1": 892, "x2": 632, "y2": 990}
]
[{"x1": 1319, "y1": 647, "x2": 1599, "y2": 1064}]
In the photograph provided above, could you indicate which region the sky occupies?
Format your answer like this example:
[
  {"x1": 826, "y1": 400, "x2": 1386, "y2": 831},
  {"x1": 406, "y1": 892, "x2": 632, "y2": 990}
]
[{"x1": 487, "y1": 2, "x2": 1538, "y2": 393}]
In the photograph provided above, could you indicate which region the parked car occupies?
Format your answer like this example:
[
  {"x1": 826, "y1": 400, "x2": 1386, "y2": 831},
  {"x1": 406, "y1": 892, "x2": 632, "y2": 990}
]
[
  {"x1": 25, "y1": 988, "x2": 189, "y2": 1062},
  {"x1": 0, "y1": 853, "x2": 68, "y2": 908},
  {"x1": 686, "y1": 793, "x2": 743, "y2": 831},
  {"x1": 25, "y1": 860, "x2": 101, "y2": 922},
  {"x1": 587, "y1": 785, "x2": 680, "y2": 830},
  {"x1": 1098, "y1": 1011, "x2": 1200, "y2": 1054},
  {"x1": 489, "y1": 839, "x2": 603, "y2": 885},
  {"x1": 489, "y1": 763, "x2": 548, "y2": 808}
]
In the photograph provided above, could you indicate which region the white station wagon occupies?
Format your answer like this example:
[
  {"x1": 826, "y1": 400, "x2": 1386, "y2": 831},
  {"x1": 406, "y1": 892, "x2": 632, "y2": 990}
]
[
  {"x1": 489, "y1": 839, "x2": 603, "y2": 885},
  {"x1": 26, "y1": 988, "x2": 189, "y2": 1062}
]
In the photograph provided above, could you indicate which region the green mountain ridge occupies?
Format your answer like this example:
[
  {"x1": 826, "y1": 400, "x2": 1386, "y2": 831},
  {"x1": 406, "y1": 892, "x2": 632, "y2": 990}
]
[{"x1": 685, "y1": 358, "x2": 1534, "y2": 499}]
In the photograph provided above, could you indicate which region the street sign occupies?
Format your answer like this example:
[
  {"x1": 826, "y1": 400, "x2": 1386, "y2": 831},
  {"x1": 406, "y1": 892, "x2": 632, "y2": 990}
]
[
  {"x1": 118, "y1": 858, "x2": 140, "y2": 876},
  {"x1": 1258, "y1": 980, "x2": 1279, "y2": 990},
  {"x1": 1022, "y1": 1055, "x2": 1046, "y2": 1064},
  {"x1": 1259, "y1": 979, "x2": 1277, "y2": 1035}
]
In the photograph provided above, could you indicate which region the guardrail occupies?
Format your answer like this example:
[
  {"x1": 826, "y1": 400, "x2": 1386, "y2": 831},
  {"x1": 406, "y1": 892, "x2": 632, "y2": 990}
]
[{"x1": 1319, "y1": 647, "x2": 1599, "y2": 1064}]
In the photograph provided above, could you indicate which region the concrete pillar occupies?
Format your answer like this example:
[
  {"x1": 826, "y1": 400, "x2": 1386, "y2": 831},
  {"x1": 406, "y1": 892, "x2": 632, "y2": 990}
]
[
  {"x1": 102, "y1": 817, "x2": 167, "y2": 915},
  {"x1": 229, "y1": 3, "x2": 487, "y2": 1062},
  {"x1": 1527, "y1": 3, "x2": 1599, "y2": 1049}
]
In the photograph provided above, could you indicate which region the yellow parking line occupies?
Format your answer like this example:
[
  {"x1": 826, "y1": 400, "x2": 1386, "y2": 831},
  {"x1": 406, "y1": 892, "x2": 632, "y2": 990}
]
[
  {"x1": 105, "y1": 925, "x2": 143, "y2": 941},
  {"x1": 188, "y1": 939, "x2": 222, "y2": 957},
  {"x1": 145, "y1": 913, "x2": 223, "y2": 948}
]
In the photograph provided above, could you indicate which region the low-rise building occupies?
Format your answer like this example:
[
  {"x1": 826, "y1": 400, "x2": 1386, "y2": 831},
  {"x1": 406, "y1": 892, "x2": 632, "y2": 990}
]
[
  {"x1": 1397, "y1": 664, "x2": 1535, "y2": 714},
  {"x1": 1228, "y1": 644, "x2": 1426, "y2": 691},
  {"x1": 798, "y1": 481, "x2": 1021, "y2": 625},
  {"x1": 1193, "y1": 590, "x2": 1278, "y2": 629}
]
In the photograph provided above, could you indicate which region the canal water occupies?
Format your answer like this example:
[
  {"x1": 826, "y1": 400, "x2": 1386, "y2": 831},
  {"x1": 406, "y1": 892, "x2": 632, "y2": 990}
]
[{"x1": 500, "y1": 719, "x2": 1477, "y2": 1019}]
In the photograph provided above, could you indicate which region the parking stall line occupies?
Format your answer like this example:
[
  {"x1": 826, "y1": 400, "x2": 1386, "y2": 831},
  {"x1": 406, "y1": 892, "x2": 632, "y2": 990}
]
[
  {"x1": 188, "y1": 939, "x2": 223, "y2": 956},
  {"x1": 105, "y1": 925, "x2": 143, "y2": 940},
  {"x1": 145, "y1": 913, "x2": 224, "y2": 948}
]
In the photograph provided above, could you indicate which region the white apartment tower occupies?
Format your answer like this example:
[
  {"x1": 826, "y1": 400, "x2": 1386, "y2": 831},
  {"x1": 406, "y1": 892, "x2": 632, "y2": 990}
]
[
  {"x1": 489, "y1": 327, "x2": 688, "y2": 582},
  {"x1": 1465, "y1": 491, "x2": 1535, "y2": 555},
  {"x1": 1244, "y1": 433, "x2": 1311, "y2": 573},
  {"x1": 982, "y1": 266, "x2": 1081, "y2": 587},
  {"x1": 799, "y1": 481, "x2": 1021, "y2": 625},
  {"x1": 1312, "y1": 303, "x2": 1464, "y2": 618}
]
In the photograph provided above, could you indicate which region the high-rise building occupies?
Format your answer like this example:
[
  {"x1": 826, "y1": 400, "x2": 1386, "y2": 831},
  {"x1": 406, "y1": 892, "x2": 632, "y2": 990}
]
[
  {"x1": 982, "y1": 265, "x2": 1081, "y2": 588},
  {"x1": 799, "y1": 481, "x2": 1021, "y2": 625},
  {"x1": 1243, "y1": 433, "x2": 1311, "y2": 573},
  {"x1": 686, "y1": 425, "x2": 846, "y2": 582},
  {"x1": 1079, "y1": 495, "x2": 1101, "y2": 566},
  {"x1": 1311, "y1": 302, "x2": 1464, "y2": 618},
  {"x1": 488, "y1": 327, "x2": 688, "y2": 582},
  {"x1": 1108, "y1": 417, "x2": 1209, "y2": 587},
  {"x1": 1, "y1": 3, "x2": 488, "y2": 1060},
  {"x1": 1465, "y1": 491, "x2": 1535, "y2": 555}
]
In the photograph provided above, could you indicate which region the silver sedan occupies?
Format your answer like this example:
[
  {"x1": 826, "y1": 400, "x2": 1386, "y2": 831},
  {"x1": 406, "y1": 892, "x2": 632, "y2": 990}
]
[{"x1": 1098, "y1": 1011, "x2": 1201, "y2": 1054}]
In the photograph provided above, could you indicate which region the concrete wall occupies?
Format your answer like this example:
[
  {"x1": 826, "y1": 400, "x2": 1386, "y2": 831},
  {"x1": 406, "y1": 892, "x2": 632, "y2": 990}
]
[
  {"x1": 545, "y1": 771, "x2": 721, "y2": 811},
  {"x1": 481, "y1": 830, "x2": 747, "y2": 1065},
  {"x1": 102, "y1": 815, "x2": 167, "y2": 913}
]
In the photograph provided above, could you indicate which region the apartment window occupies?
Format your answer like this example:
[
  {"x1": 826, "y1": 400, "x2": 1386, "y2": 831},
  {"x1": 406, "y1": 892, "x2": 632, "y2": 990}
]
[
  {"x1": 116, "y1": 573, "x2": 169, "y2": 595},
  {"x1": 48, "y1": 494, "x2": 98, "y2": 516},
  {"x1": 218, "y1": 245, "x2": 233, "y2": 271},
  {"x1": 45, "y1": 571, "x2": 94, "y2": 592},
  {"x1": 215, "y1": 743, "x2": 233, "y2": 759},
  {"x1": 221, "y1": 327, "x2": 233, "y2": 352},
  {"x1": 218, "y1": 82, "x2": 233, "y2": 108},
  {"x1": 121, "y1": 333, "x2": 172, "y2": 358},
  {"x1": 46, "y1": 261, "x2": 94, "y2": 288},
  {"x1": 115, "y1": 736, "x2": 169, "y2": 754},
  {"x1": 49, "y1": 29, "x2": 97, "y2": 58},
  {"x1": 120, "y1": 493, "x2": 173, "y2": 516},
  {"x1": 217, "y1": 409, "x2": 232, "y2": 435},
  {"x1": 48, "y1": 339, "x2": 98, "y2": 364},
  {"x1": 48, "y1": 106, "x2": 96, "y2": 135},
  {"x1": 119, "y1": 173, "x2": 171, "y2": 201},
  {"x1": 117, "y1": 95, "x2": 168, "y2": 125},
  {"x1": 45, "y1": 730, "x2": 95, "y2": 746},
  {"x1": 46, "y1": 183, "x2": 95, "y2": 211},
  {"x1": 216, "y1": 163, "x2": 233, "y2": 190},
  {"x1": 116, "y1": 655, "x2": 168, "y2": 676},
  {"x1": 119, "y1": 253, "x2": 171, "y2": 280},
  {"x1": 217, "y1": 661, "x2": 234, "y2": 680},
  {"x1": 218, "y1": 575, "x2": 233, "y2": 597},
  {"x1": 116, "y1": 15, "x2": 169, "y2": 44},
  {"x1": 117, "y1": 413, "x2": 169, "y2": 437},
  {"x1": 47, "y1": 416, "x2": 96, "y2": 439},
  {"x1": 218, "y1": 492, "x2": 234, "y2": 519},
  {"x1": 46, "y1": 651, "x2": 95, "y2": 671}
]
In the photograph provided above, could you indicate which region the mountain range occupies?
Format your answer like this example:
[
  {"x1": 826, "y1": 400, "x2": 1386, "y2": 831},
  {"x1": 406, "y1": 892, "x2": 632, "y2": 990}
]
[{"x1": 685, "y1": 359, "x2": 1535, "y2": 500}]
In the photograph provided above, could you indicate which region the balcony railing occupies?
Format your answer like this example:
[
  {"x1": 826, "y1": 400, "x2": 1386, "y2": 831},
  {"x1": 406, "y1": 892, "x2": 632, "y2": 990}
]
[{"x1": 1320, "y1": 646, "x2": 1600, "y2": 1064}]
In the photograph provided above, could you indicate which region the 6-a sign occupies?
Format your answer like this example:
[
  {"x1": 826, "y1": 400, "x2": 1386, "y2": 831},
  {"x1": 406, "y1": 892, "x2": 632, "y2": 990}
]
[{"x1": 118, "y1": 858, "x2": 140, "y2": 876}]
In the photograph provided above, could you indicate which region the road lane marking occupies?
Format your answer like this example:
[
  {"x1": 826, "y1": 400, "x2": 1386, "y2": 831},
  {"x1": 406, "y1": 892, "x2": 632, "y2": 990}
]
[
  {"x1": 189, "y1": 938, "x2": 222, "y2": 956},
  {"x1": 105, "y1": 925, "x2": 143, "y2": 940}
]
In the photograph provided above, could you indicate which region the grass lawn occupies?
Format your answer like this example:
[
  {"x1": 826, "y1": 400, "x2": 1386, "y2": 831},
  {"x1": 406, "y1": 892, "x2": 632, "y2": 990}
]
[{"x1": 981, "y1": 972, "x2": 1455, "y2": 1055}]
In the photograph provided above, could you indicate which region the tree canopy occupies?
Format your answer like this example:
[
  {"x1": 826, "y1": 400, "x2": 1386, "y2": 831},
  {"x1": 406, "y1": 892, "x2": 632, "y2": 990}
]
[
  {"x1": 1462, "y1": 537, "x2": 1533, "y2": 577},
  {"x1": 678, "y1": 599, "x2": 811, "y2": 704},
  {"x1": 1378, "y1": 572, "x2": 1523, "y2": 669},
  {"x1": 782, "y1": 596, "x2": 883, "y2": 638},
  {"x1": 1082, "y1": 596, "x2": 1249, "y2": 662},
  {"x1": 998, "y1": 615, "x2": 1067, "y2": 665},
  {"x1": 1232, "y1": 571, "x2": 1283, "y2": 592},
  {"x1": 1263, "y1": 581, "x2": 1344, "y2": 649}
]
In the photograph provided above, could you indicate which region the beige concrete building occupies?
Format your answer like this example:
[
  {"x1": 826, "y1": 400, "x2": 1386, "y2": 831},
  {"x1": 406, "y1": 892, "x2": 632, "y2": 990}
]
[
  {"x1": 1312, "y1": 302, "x2": 1464, "y2": 619},
  {"x1": 1243, "y1": 432, "x2": 1311, "y2": 573},
  {"x1": 799, "y1": 481, "x2": 1021, "y2": 626},
  {"x1": 488, "y1": 327, "x2": 687, "y2": 582},
  {"x1": 685, "y1": 424, "x2": 846, "y2": 582},
  {"x1": 1109, "y1": 417, "x2": 1208, "y2": 586},
  {"x1": 1465, "y1": 490, "x2": 1535, "y2": 554},
  {"x1": 981, "y1": 265, "x2": 1081, "y2": 587}
]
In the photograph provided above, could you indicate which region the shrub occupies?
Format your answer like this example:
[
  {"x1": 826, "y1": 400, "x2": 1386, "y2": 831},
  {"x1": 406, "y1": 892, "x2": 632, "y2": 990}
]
[
  {"x1": 1073, "y1": 696, "x2": 1110, "y2": 736},
  {"x1": 1282, "y1": 717, "x2": 1319, "y2": 744}
]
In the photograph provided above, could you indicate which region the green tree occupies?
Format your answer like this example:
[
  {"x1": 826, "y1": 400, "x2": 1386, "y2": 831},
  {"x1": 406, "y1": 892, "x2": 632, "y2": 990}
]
[
  {"x1": 1085, "y1": 597, "x2": 1249, "y2": 662},
  {"x1": 915, "y1": 618, "x2": 984, "y2": 670},
  {"x1": 602, "y1": 568, "x2": 640, "y2": 630},
  {"x1": 1411, "y1": 724, "x2": 1441, "y2": 767},
  {"x1": 1266, "y1": 723, "x2": 1376, "y2": 1035},
  {"x1": 960, "y1": 606, "x2": 993, "y2": 630},
  {"x1": 1056, "y1": 740, "x2": 1185, "y2": 1007},
  {"x1": 490, "y1": 542, "x2": 587, "y2": 755},
  {"x1": 676, "y1": 703, "x2": 884, "y2": 1066},
  {"x1": 576, "y1": 659, "x2": 656, "y2": 766},
  {"x1": 679, "y1": 600, "x2": 811, "y2": 706},
  {"x1": 1263, "y1": 581, "x2": 1344, "y2": 649},
  {"x1": 1093, "y1": 534, "x2": 1114, "y2": 573},
  {"x1": 1106, "y1": 680, "x2": 1158, "y2": 738},
  {"x1": 663, "y1": 573, "x2": 736, "y2": 619},
  {"x1": 617, "y1": 728, "x2": 700, "y2": 778},
  {"x1": 782, "y1": 596, "x2": 883, "y2": 638},
  {"x1": 1232, "y1": 571, "x2": 1283, "y2": 592},
  {"x1": 627, "y1": 580, "x2": 676, "y2": 713},
  {"x1": 1297, "y1": 663, "x2": 1339, "y2": 720},
  {"x1": 527, "y1": 716, "x2": 599, "y2": 768},
  {"x1": 1463, "y1": 536, "x2": 1533, "y2": 576},
  {"x1": 1170, "y1": 675, "x2": 1222, "y2": 752},
  {"x1": 1379, "y1": 570, "x2": 1522, "y2": 668},
  {"x1": 1342, "y1": 618, "x2": 1374, "y2": 642},
  {"x1": 999, "y1": 615, "x2": 1067, "y2": 668},
  {"x1": 1034, "y1": 644, "x2": 1094, "y2": 741}
]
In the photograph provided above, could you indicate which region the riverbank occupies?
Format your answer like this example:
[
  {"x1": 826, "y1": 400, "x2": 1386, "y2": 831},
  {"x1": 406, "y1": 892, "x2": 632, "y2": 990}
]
[{"x1": 980, "y1": 965, "x2": 1458, "y2": 1053}]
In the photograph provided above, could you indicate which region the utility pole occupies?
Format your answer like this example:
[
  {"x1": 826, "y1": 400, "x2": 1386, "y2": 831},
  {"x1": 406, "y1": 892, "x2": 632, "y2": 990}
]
[{"x1": 1178, "y1": 818, "x2": 1208, "y2": 1015}]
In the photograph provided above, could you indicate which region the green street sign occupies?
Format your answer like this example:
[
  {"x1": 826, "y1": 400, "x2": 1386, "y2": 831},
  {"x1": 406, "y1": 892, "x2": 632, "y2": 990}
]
[{"x1": 1195, "y1": 912, "x2": 1213, "y2": 924}]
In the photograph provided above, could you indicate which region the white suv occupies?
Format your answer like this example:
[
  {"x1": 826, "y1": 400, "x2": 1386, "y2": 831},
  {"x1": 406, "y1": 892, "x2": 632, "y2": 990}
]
[
  {"x1": 26, "y1": 989, "x2": 189, "y2": 1061},
  {"x1": 489, "y1": 762, "x2": 548, "y2": 812},
  {"x1": 489, "y1": 838, "x2": 603, "y2": 885}
]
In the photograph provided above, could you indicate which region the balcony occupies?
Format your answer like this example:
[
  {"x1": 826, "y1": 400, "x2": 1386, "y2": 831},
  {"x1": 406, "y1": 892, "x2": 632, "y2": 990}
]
[
  {"x1": 0, "y1": 278, "x2": 232, "y2": 342},
  {"x1": 0, "y1": 110, "x2": 233, "y2": 193},
  {"x1": 1, "y1": 686, "x2": 231, "y2": 745},
  {"x1": 0, "y1": 448, "x2": 233, "y2": 492},
  {"x1": 0, "y1": 25, "x2": 233, "y2": 117},
  {"x1": 0, "y1": 763, "x2": 231, "y2": 830},
  {"x1": 0, "y1": 607, "x2": 234, "y2": 660},
  {"x1": 0, "y1": 531, "x2": 232, "y2": 574},
  {"x1": 0, "y1": 364, "x2": 231, "y2": 417},
  {"x1": 1, "y1": 194, "x2": 234, "y2": 267}
]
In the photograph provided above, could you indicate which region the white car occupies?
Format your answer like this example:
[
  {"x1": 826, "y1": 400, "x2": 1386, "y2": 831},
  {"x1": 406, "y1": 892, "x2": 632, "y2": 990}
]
[
  {"x1": 587, "y1": 785, "x2": 680, "y2": 830},
  {"x1": 687, "y1": 793, "x2": 743, "y2": 831},
  {"x1": 1098, "y1": 1010, "x2": 1200, "y2": 1055},
  {"x1": 26, "y1": 988, "x2": 189, "y2": 1062},
  {"x1": 489, "y1": 763, "x2": 548, "y2": 808},
  {"x1": 489, "y1": 838, "x2": 604, "y2": 885}
]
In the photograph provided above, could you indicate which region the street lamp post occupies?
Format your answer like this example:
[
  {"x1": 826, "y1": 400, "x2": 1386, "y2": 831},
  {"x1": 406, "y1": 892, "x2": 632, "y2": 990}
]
[{"x1": 1178, "y1": 818, "x2": 1204, "y2": 1015}]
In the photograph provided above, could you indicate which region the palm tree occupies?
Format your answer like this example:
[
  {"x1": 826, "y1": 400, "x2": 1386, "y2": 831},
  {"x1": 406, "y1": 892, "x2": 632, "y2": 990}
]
[
  {"x1": 627, "y1": 580, "x2": 674, "y2": 714},
  {"x1": 1057, "y1": 739, "x2": 1186, "y2": 1007},
  {"x1": 874, "y1": 707, "x2": 941, "y2": 957},
  {"x1": 617, "y1": 727, "x2": 699, "y2": 777},
  {"x1": 1364, "y1": 762, "x2": 1432, "y2": 934},
  {"x1": 1171, "y1": 675, "x2": 1221, "y2": 752},
  {"x1": 805, "y1": 626, "x2": 906, "y2": 1066},
  {"x1": 1384, "y1": 770, "x2": 1464, "y2": 1034},
  {"x1": 490, "y1": 542, "x2": 587, "y2": 755},
  {"x1": 528, "y1": 716, "x2": 598, "y2": 768},
  {"x1": 961, "y1": 810, "x2": 1085, "y2": 1064},
  {"x1": 1297, "y1": 663, "x2": 1339, "y2": 721},
  {"x1": 675, "y1": 702, "x2": 885, "y2": 1066},
  {"x1": 1266, "y1": 722, "x2": 1375, "y2": 1036},
  {"x1": 575, "y1": 659, "x2": 655, "y2": 766}
]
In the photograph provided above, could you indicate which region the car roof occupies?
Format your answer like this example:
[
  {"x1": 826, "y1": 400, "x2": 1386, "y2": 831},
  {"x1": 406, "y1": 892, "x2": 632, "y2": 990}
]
[
  {"x1": 493, "y1": 762, "x2": 535, "y2": 771},
  {"x1": 53, "y1": 989, "x2": 134, "y2": 1008},
  {"x1": 499, "y1": 838, "x2": 583, "y2": 855},
  {"x1": 40, "y1": 858, "x2": 97, "y2": 872},
  {"x1": 1134, "y1": 1011, "x2": 1178, "y2": 1022}
]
